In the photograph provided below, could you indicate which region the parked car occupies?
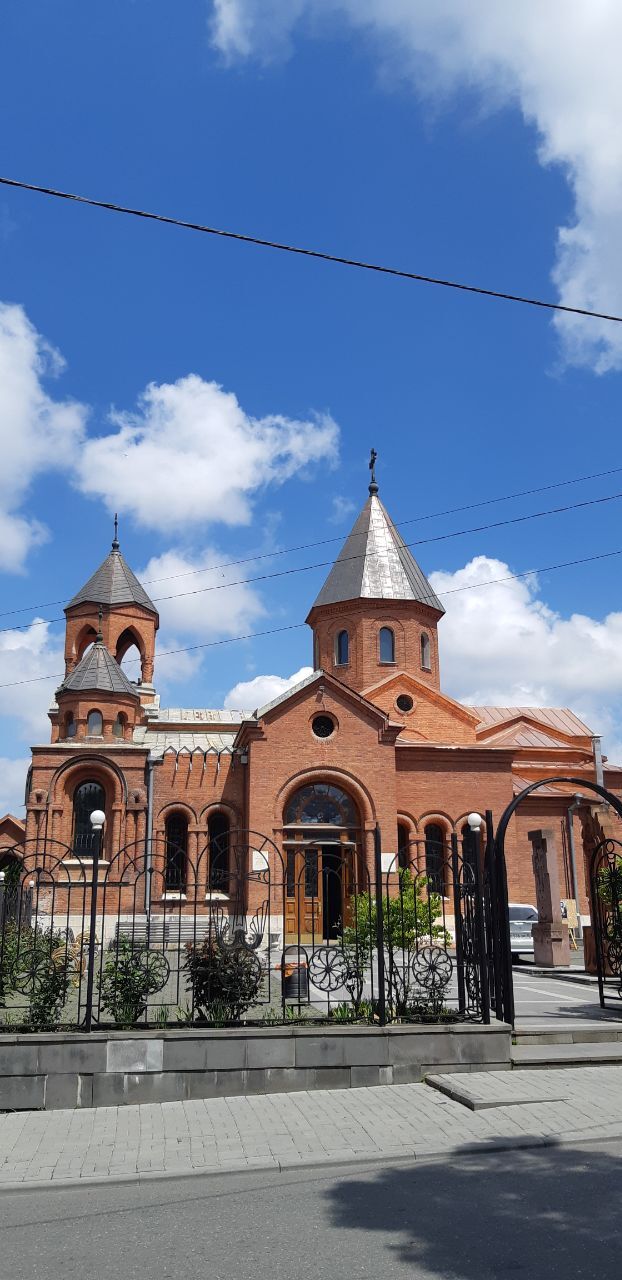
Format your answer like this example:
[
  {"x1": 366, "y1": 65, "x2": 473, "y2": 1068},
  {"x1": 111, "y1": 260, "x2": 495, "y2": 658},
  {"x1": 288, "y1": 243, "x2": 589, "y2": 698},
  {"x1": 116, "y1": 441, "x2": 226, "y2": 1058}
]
[{"x1": 508, "y1": 903, "x2": 538, "y2": 960}]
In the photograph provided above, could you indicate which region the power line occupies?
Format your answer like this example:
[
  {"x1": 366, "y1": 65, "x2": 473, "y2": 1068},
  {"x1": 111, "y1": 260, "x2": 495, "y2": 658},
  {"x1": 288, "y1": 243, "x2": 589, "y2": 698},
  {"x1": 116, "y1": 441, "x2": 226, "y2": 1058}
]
[
  {"x1": 1, "y1": 474, "x2": 622, "y2": 634},
  {"x1": 2, "y1": 175, "x2": 622, "y2": 326},
  {"x1": 1, "y1": 544, "x2": 620, "y2": 693}
]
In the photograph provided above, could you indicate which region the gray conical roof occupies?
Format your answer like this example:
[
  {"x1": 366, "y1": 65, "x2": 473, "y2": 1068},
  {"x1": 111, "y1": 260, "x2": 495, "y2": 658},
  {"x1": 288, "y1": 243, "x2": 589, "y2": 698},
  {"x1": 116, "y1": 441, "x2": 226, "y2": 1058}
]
[
  {"x1": 57, "y1": 641, "x2": 139, "y2": 698},
  {"x1": 67, "y1": 544, "x2": 157, "y2": 615},
  {"x1": 311, "y1": 494, "x2": 444, "y2": 613}
]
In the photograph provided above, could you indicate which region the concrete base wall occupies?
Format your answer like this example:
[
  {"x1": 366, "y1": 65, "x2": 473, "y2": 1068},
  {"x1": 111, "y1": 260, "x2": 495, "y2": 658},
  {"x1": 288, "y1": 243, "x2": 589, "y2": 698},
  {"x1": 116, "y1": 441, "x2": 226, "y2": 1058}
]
[{"x1": 0, "y1": 1023, "x2": 511, "y2": 1110}]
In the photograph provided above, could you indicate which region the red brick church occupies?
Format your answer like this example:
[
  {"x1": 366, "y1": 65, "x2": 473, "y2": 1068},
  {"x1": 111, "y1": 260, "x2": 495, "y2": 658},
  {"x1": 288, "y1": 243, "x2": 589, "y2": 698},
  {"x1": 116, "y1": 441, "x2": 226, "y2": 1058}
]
[{"x1": 2, "y1": 469, "x2": 619, "y2": 928}]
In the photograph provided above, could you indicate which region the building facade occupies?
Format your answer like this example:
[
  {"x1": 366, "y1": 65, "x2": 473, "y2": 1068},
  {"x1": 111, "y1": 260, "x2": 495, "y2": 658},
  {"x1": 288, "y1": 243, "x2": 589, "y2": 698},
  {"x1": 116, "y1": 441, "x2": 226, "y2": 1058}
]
[{"x1": 4, "y1": 474, "x2": 620, "y2": 933}]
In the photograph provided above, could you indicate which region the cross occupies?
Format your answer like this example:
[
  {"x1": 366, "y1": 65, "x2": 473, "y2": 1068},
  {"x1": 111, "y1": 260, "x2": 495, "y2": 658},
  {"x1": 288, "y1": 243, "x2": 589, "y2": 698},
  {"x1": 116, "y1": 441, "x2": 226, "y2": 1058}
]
[{"x1": 369, "y1": 448, "x2": 377, "y2": 483}]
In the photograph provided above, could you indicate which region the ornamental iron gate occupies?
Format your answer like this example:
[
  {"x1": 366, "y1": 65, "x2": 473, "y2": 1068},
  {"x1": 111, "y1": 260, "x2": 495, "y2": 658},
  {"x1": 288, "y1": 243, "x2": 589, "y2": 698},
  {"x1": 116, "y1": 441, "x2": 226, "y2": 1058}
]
[
  {"x1": 589, "y1": 837, "x2": 622, "y2": 1007},
  {"x1": 0, "y1": 823, "x2": 502, "y2": 1032}
]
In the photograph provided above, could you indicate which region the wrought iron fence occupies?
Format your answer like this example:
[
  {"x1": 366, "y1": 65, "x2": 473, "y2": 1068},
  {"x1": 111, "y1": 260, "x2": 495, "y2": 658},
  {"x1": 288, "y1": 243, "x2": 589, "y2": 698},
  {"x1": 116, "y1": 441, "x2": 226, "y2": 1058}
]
[
  {"x1": 589, "y1": 836, "x2": 622, "y2": 1005},
  {"x1": 0, "y1": 826, "x2": 497, "y2": 1032}
]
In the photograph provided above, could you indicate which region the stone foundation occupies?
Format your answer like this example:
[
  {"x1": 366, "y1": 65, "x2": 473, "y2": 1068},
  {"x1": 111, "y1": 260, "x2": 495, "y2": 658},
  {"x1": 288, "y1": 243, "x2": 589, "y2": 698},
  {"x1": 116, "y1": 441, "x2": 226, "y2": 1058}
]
[{"x1": 0, "y1": 1022, "x2": 511, "y2": 1110}]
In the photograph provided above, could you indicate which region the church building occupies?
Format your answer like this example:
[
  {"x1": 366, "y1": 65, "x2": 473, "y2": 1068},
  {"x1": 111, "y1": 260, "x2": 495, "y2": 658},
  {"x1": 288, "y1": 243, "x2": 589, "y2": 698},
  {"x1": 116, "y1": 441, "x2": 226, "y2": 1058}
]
[{"x1": 7, "y1": 468, "x2": 620, "y2": 930}]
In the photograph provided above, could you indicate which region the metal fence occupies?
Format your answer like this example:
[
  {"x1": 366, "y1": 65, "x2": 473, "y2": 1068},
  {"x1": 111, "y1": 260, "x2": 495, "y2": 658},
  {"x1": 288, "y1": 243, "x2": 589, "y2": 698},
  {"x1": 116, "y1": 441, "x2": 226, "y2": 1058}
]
[
  {"x1": 589, "y1": 836, "x2": 622, "y2": 1006},
  {"x1": 0, "y1": 825, "x2": 498, "y2": 1032}
]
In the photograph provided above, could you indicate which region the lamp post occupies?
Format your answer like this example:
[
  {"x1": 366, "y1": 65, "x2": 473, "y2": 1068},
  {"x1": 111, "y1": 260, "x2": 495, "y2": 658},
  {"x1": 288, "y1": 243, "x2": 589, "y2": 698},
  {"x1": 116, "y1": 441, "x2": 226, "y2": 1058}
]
[
  {"x1": 84, "y1": 808, "x2": 105, "y2": 1032},
  {"x1": 466, "y1": 812, "x2": 490, "y2": 1023}
]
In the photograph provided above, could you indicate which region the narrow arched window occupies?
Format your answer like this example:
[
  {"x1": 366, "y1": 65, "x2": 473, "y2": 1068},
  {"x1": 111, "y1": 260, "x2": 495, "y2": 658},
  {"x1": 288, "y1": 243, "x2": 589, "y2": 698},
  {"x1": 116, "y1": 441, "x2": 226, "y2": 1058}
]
[
  {"x1": 424, "y1": 823, "x2": 445, "y2": 896},
  {"x1": 72, "y1": 780, "x2": 105, "y2": 856},
  {"x1": 112, "y1": 712, "x2": 126, "y2": 738},
  {"x1": 379, "y1": 627, "x2": 395, "y2": 663},
  {"x1": 335, "y1": 630, "x2": 349, "y2": 666},
  {"x1": 64, "y1": 712, "x2": 76, "y2": 739},
  {"x1": 87, "y1": 709, "x2": 103, "y2": 736},
  {"x1": 208, "y1": 811, "x2": 229, "y2": 891},
  {"x1": 420, "y1": 633, "x2": 431, "y2": 671},
  {"x1": 397, "y1": 822, "x2": 410, "y2": 871},
  {"x1": 165, "y1": 812, "x2": 188, "y2": 891}
]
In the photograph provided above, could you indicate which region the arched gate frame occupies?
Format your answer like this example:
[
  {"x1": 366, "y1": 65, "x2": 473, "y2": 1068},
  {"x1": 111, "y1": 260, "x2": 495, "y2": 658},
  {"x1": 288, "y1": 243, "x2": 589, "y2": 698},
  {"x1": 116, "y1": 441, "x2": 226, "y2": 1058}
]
[{"x1": 491, "y1": 777, "x2": 622, "y2": 1026}]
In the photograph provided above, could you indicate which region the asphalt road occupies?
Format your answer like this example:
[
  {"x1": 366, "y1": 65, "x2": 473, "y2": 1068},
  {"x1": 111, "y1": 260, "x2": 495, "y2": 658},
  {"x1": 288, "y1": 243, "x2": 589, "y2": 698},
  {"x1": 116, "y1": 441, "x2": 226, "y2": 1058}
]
[
  {"x1": 2, "y1": 1139, "x2": 621, "y2": 1279},
  {"x1": 511, "y1": 964, "x2": 622, "y2": 1026}
]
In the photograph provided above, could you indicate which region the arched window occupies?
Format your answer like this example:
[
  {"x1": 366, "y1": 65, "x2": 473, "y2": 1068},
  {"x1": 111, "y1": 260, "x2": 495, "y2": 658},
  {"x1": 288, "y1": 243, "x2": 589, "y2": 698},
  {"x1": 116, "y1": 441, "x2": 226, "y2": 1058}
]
[
  {"x1": 397, "y1": 822, "x2": 410, "y2": 871},
  {"x1": 86, "y1": 709, "x2": 103, "y2": 736},
  {"x1": 335, "y1": 630, "x2": 349, "y2": 666},
  {"x1": 64, "y1": 712, "x2": 76, "y2": 739},
  {"x1": 284, "y1": 783, "x2": 358, "y2": 828},
  {"x1": 379, "y1": 627, "x2": 395, "y2": 663},
  {"x1": 420, "y1": 633, "x2": 431, "y2": 671},
  {"x1": 72, "y1": 780, "x2": 106, "y2": 856},
  {"x1": 424, "y1": 823, "x2": 445, "y2": 896},
  {"x1": 313, "y1": 632, "x2": 320, "y2": 669},
  {"x1": 115, "y1": 627, "x2": 143, "y2": 682},
  {"x1": 165, "y1": 812, "x2": 188, "y2": 891},
  {"x1": 112, "y1": 712, "x2": 126, "y2": 739},
  {"x1": 208, "y1": 811, "x2": 229, "y2": 891}
]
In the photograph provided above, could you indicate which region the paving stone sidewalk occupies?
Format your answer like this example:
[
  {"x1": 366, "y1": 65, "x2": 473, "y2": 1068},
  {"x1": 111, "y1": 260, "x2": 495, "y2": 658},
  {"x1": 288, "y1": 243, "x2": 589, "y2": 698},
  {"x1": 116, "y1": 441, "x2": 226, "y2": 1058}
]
[{"x1": 2, "y1": 1066, "x2": 622, "y2": 1189}]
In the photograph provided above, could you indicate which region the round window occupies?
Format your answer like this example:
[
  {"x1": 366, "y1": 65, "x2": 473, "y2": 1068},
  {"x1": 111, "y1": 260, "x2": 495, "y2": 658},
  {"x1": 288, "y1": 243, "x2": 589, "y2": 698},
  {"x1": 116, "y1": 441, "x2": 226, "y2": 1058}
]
[
  {"x1": 312, "y1": 714, "x2": 335, "y2": 739},
  {"x1": 396, "y1": 694, "x2": 414, "y2": 713}
]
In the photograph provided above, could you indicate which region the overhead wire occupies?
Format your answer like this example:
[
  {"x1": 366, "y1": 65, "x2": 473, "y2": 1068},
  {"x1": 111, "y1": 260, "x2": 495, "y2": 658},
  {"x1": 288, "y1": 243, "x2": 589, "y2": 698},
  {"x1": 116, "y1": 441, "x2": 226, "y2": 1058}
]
[
  {"x1": 1, "y1": 175, "x2": 622, "y2": 326},
  {"x1": 1, "y1": 477, "x2": 622, "y2": 636},
  {"x1": 1, "y1": 543, "x2": 621, "y2": 692}
]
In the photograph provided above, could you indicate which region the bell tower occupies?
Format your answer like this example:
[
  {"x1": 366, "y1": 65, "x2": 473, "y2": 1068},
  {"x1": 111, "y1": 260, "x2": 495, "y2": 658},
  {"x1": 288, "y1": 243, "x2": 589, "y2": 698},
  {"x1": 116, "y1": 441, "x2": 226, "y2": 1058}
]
[
  {"x1": 306, "y1": 454, "x2": 444, "y2": 697},
  {"x1": 63, "y1": 517, "x2": 159, "y2": 695}
]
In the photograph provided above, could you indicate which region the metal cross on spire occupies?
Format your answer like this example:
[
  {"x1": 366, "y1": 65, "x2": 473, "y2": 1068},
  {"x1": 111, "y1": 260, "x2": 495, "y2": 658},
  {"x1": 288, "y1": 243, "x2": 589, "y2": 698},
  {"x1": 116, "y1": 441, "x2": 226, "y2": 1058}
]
[
  {"x1": 112, "y1": 512, "x2": 119, "y2": 551},
  {"x1": 368, "y1": 447, "x2": 378, "y2": 496},
  {"x1": 96, "y1": 604, "x2": 104, "y2": 642}
]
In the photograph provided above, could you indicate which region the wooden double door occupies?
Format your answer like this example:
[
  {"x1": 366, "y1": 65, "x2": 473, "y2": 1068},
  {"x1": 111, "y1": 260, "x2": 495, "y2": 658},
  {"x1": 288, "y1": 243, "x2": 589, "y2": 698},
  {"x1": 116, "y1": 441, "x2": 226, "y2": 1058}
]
[{"x1": 284, "y1": 842, "x2": 356, "y2": 941}]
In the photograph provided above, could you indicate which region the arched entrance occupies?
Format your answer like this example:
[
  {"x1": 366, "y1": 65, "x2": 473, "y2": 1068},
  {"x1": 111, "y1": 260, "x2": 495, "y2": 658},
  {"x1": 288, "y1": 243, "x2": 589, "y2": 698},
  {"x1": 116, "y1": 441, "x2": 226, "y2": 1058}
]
[
  {"x1": 492, "y1": 776, "x2": 622, "y2": 1025},
  {"x1": 282, "y1": 782, "x2": 360, "y2": 941}
]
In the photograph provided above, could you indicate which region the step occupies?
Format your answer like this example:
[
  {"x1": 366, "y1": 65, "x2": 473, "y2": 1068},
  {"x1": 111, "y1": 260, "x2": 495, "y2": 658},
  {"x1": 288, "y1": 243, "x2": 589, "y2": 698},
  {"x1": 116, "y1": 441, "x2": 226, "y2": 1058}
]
[
  {"x1": 514, "y1": 1023, "x2": 622, "y2": 1047},
  {"x1": 511, "y1": 1041, "x2": 622, "y2": 1068}
]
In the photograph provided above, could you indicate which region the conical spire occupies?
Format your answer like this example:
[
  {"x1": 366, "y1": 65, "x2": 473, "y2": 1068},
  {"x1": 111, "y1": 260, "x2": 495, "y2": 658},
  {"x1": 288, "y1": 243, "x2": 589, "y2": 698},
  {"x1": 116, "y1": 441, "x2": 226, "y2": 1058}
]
[
  {"x1": 311, "y1": 461, "x2": 444, "y2": 613},
  {"x1": 66, "y1": 529, "x2": 157, "y2": 615}
]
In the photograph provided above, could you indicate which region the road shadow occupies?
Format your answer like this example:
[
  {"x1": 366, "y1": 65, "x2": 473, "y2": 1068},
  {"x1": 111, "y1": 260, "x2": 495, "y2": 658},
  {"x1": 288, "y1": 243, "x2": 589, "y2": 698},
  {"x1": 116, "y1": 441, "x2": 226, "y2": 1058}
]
[{"x1": 326, "y1": 1140, "x2": 622, "y2": 1277}]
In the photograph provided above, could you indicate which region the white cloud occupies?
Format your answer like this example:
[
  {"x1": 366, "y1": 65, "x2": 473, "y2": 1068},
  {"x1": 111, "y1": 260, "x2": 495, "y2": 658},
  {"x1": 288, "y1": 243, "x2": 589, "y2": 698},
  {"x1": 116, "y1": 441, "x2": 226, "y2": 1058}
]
[
  {"x1": 210, "y1": 0, "x2": 622, "y2": 371},
  {"x1": 134, "y1": 546, "x2": 266, "y2": 687},
  {"x1": 0, "y1": 619, "x2": 64, "y2": 741},
  {"x1": 0, "y1": 303, "x2": 87, "y2": 570},
  {"x1": 329, "y1": 495, "x2": 356, "y2": 524},
  {"x1": 429, "y1": 556, "x2": 622, "y2": 763},
  {"x1": 76, "y1": 375, "x2": 339, "y2": 531},
  {"x1": 224, "y1": 665, "x2": 314, "y2": 711},
  {"x1": 0, "y1": 758, "x2": 30, "y2": 819}
]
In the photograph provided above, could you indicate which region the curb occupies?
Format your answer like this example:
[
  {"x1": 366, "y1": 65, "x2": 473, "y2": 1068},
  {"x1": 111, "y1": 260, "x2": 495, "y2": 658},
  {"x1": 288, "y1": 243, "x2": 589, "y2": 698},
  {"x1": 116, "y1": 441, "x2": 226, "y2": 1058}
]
[{"x1": 3, "y1": 1126, "x2": 622, "y2": 1194}]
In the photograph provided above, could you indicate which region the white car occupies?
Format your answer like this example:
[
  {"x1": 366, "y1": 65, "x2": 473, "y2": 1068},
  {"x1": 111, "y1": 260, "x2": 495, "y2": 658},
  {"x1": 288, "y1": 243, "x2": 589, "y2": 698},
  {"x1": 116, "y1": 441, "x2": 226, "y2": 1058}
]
[{"x1": 509, "y1": 903, "x2": 538, "y2": 960}]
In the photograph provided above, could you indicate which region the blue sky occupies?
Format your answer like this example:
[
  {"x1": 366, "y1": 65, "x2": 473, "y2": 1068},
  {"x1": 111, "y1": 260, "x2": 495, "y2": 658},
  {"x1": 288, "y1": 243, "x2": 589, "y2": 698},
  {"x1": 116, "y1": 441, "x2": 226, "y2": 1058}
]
[{"x1": 1, "y1": 1, "x2": 622, "y2": 812}]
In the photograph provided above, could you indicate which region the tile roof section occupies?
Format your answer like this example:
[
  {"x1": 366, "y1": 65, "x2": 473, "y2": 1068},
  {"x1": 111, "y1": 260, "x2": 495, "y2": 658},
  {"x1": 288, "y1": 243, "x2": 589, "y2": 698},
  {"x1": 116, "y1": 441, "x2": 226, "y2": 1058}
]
[
  {"x1": 67, "y1": 548, "x2": 157, "y2": 615},
  {"x1": 155, "y1": 708, "x2": 246, "y2": 724},
  {"x1": 311, "y1": 495, "x2": 444, "y2": 612},
  {"x1": 471, "y1": 706, "x2": 593, "y2": 738},
  {"x1": 58, "y1": 642, "x2": 139, "y2": 698}
]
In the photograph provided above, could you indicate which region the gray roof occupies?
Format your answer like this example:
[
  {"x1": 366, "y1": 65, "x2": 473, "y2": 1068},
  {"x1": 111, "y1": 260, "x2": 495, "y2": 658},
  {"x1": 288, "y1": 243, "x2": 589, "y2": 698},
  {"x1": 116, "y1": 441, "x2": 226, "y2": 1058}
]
[
  {"x1": 67, "y1": 546, "x2": 157, "y2": 615},
  {"x1": 58, "y1": 642, "x2": 139, "y2": 699},
  {"x1": 310, "y1": 495, "x2": 444, "y2": 613},
  {"x1": 133, "y1": 728, "x2": 237, "y2": 756},
  {"x1": 155, "y1": 707, "x2": 246, "y2": 724}
]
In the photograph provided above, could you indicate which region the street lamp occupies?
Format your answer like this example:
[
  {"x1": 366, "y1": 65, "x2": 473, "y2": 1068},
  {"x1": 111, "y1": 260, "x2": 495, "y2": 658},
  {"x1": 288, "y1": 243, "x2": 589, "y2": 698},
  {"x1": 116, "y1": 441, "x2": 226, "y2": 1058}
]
[{"x1": 85, "y1": 809, "x2": 105, "y2": 1032}]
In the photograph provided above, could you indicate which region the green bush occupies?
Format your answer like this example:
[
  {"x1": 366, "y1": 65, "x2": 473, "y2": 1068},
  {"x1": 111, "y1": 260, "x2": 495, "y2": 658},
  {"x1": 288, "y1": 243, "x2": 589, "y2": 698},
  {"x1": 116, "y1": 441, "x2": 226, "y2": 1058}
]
[
  {"x1": 100, "y1": 938, "x2": 169, "y2": 1027},
  {"x1": 184, "y1": 937, "x2": 263, "y2": 1023},
  {"x1": 596, "y1": 856, "x2": 622, "y2": 907},
  {"x1": 0, "y1": 923, "x2": 80, "y2": 1029}
]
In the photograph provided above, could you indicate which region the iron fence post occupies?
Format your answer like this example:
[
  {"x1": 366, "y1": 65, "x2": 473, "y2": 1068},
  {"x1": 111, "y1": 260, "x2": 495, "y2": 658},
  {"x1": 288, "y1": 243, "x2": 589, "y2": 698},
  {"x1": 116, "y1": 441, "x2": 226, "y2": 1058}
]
[
  {"x1": 84, "y1": 831, "x2": 101, "y2": 1034},
  {"x1": 485, "y1": 809, "x2": 504, "y2": 1018},
  {"x1": 373, "y1": 823, "x2": 387, "y2": 1026},
  {"x1": 471, "y1": 823, "x2": 490, "y2": 1025},
  {"x1": 450, "y1": 834, "x2": 466, "y2": 1016}
]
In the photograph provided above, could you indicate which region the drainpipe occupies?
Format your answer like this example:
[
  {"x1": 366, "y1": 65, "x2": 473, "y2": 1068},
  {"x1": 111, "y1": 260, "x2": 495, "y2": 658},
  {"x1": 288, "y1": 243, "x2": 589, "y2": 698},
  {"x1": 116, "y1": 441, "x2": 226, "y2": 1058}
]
[
  {"x1": 144, "y1": 754, "x2": 161, "y2": 915},
  {"x1": 566, "y1": 793, "x2": 584, "y2": 939},
  {"x1": 592, "y1": 735, "x2": 604, "y2": 788}
]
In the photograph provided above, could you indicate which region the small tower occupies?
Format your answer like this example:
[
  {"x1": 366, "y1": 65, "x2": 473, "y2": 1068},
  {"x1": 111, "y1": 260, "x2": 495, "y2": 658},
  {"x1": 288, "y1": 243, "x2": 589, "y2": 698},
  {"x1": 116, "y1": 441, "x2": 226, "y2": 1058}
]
[
  {"x1": 53, "y1": 611, "x2": 142, "y2": 744},
  {"x1": 306, "y1": 453, "x2": 444, "y2": 695},
  {"x1": 63, "y1": 518, "x2": 159, "y2": 694}
]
